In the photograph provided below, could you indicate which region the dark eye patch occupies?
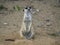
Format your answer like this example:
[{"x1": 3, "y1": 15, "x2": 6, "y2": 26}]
[
  {"x1": 29, "y1": 7, "x2": 31, "y2": 9},
  {"x1": 25, "y1": 7, "x2": 28, "y2": 9}
]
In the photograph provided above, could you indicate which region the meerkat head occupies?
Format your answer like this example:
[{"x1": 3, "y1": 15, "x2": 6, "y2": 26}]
[{"x1": 23, "y1": 6, "x2": 32, "y2": 12}]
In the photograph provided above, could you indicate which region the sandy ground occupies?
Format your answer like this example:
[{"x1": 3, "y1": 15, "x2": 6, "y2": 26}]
[{"x1": 0, "y1": 0, "x2": 60, "y2": 45}]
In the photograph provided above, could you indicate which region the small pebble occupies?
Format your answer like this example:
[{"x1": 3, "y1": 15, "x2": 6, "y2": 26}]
[
  {"x1": 3, "y1": 23, "x2": 8, "y2": 25},
  {"x1": 46, "y1": 22, "x2": 52, "y2": 26},
  {"x1": 45, "y1": 19, "x2": 50, "y2": 22},
  {"x1": 37, "y1": 22, "x2": 43, "y2": 27},
  {"x1": 37, "y1": 24, "x2": 41, "y2": 27},
  {"x1": 45, "y1": 18, "x2": 50, "y2": 22},
  {"x1": 36, "y1": 9, "x2": 40, "y2": 12},
  {"x1": 32, "y1": 11, "x2": 36, "y2": 14}
]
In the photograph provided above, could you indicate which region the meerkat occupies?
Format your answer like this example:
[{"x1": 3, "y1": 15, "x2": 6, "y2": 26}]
[{"x1": 20, "y1": 6, "x2": 34, "y2": 39}]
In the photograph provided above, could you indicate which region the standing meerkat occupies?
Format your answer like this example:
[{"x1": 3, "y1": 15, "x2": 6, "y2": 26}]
[{"x1": 20, "y1": 6, "x2": 34, "y2": 39}]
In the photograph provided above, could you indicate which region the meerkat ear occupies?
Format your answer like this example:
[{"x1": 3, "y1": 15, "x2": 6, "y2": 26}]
[
  {"x1": 25, "y1": 7, "x2": 28, "y2": 9},
  {"x1": 23, "y1": 9, "x2": 24, "y2": 12},
  {"x1": 29, "y1": 7, "x2": 31, "y2": 9}
]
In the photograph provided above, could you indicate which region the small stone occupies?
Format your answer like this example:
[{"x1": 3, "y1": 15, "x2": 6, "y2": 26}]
[
  {"x1": 32, "y1": 11, "x2": 36, "y2": 14},
  {"x1": 46, "y1": 19, "x2": 50, "y2": 22},
  {"x1": 37, "y1": 22, "x2": 43, "y2": 27},
  {"x1": 37, "y1": 24, "x2": 41, "y2": 27},
  {"x1": 3, "y1": 23, "x2": 8, "y2": 25},
  {"x1": 36, "y1": 9, "x2": 40, "y2": 12},
  {"x1": 46, "y1": 22, "x2": 52, "y2": 26}
]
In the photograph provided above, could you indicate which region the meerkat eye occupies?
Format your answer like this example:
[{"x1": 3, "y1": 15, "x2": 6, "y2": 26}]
[
  {"x1": 25, "y1": 7, "x2": 28, "y2": 9},
  {"x1": 29, "y1": 7, "x2": 31, "y2": 9}
]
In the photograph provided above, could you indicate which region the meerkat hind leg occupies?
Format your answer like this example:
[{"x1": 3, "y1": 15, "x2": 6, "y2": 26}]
[{"x1": 21, "y1": 27, "x2": 34, "y2": 40}]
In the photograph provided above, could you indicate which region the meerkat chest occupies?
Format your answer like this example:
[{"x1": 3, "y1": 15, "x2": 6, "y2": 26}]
[{"x1": 24, "y1": 12, "x2": 31, "y2": 20}]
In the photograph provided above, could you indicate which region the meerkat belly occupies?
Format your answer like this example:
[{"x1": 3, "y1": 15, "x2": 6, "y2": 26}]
[{"x1": 24, "y1": 16, "x2": 31, "y2": 31}]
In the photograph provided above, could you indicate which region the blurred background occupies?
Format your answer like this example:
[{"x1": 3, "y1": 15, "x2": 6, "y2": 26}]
[{"x1": 0, "y1": 0, "x2": 60, "y2": 45}]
